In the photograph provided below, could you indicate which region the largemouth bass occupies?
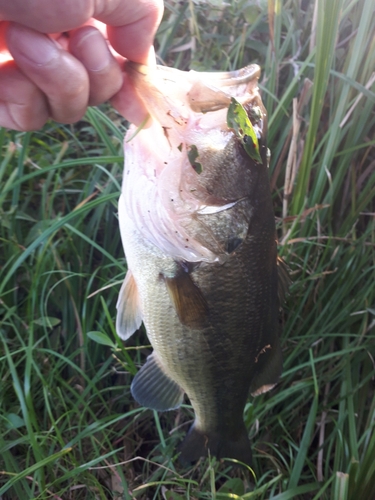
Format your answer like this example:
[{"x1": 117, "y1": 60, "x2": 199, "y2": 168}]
[{"x1": 117, "y1": 62, "x2": 282, "y2": 466}]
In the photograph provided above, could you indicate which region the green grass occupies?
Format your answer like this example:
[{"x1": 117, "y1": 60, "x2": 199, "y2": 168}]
[{"x1": 1, "y1": 0, "x2": 375, "y2": 498}]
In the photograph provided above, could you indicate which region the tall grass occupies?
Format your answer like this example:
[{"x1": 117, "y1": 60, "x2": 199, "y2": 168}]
[{"x1": 1, "y1": 0, "x2": 374, "y2": 498}]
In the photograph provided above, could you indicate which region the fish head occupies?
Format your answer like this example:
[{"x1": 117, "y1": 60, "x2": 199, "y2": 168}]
[{"x1": 122, "y1": 62, "x2": 269, "y2": 263}]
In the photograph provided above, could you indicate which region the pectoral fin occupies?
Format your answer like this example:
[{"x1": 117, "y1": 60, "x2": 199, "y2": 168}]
[
  {"x1": 163, "y1": 269, "x2": 209, "y2": 329},
  {"x1": 116, "y1": 270, "x2": 143, "y2": 340},
  {"x1": 131, "y1": 352, "x2": 184, "y2": 411}
]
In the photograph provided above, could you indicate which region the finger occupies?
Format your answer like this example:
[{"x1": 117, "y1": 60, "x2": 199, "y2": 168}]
[
  {"x1": 110, "y1": 70, "x2": 149, "y2": 127},
  {"x1": 0, "y1": 0, "x2": 92, "y2": 32},
  {"x1": 0, "y1": 60, "x2": 49, "y2": 130},
  {"x1": 106, "y1": 0, "x2": 164, "y2": 64},
  {"x1": 6, "y1": 22, "x2": 89, "y2": 124},
  {"x1": 69, "y1": 26, "x2": 123, "y2": 106},
  {"x1": 0, "y1": 0, "x2": 164, "y2": 64},
  {"x1": 0, "y1": 21, "x2": 9, "y2": 53}
]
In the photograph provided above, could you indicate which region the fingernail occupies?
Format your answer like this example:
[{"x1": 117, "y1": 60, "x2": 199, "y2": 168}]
[
  {"x1": 7, "y1": 23, "x2": 59, "y2": 66},
  {"x1": 75, "y1": 29, "x2": 111, "y2": 72}
]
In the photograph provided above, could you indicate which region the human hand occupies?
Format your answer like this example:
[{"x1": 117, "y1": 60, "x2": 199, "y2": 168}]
[{"x1": 0, "y1": 0, "x2": 163, "y2": 131}]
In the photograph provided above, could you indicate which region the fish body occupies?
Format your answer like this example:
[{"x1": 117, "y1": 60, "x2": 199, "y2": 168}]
[{"x1": 117, "y1": 63, "x2": 282, "y2": 465}]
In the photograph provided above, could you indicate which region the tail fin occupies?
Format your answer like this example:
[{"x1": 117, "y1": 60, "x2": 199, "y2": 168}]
[{"x1": 178, "y1": 424, "x2": 252, "y2": 466}]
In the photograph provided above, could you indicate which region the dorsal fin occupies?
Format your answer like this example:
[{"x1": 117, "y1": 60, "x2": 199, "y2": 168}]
[
  {"x1": 116, "y1": 270, "x2": 143, "y2": 340},
  {"x1": 163, "y1": 267, "x2": 209, "y2": 329},
  {"x1": 131, "y1": 352, "x2": 184, "y2": 411}
]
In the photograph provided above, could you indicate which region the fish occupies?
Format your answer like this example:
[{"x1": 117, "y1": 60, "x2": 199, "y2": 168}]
[{"x1": 116, "y1": 62, "x2": 283, "y2": 466}]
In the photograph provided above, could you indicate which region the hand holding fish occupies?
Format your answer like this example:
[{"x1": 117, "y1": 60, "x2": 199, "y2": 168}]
[{"x1": 0, "y1": 0, "x2": 163, "y2": 130}]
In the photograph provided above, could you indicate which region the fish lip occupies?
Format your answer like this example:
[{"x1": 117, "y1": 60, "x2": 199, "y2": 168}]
[
  {"x1": 125, "y1": 62, "x2": 261, "y2": 87},
  {"x1": 189, "y1": 64, "x2": 261, "y2": 86}
]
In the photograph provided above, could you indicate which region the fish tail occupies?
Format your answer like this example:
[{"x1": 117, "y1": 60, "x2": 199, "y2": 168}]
[{"x1": 178, "y1": 423, "x2": 252, "y2": 466}]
